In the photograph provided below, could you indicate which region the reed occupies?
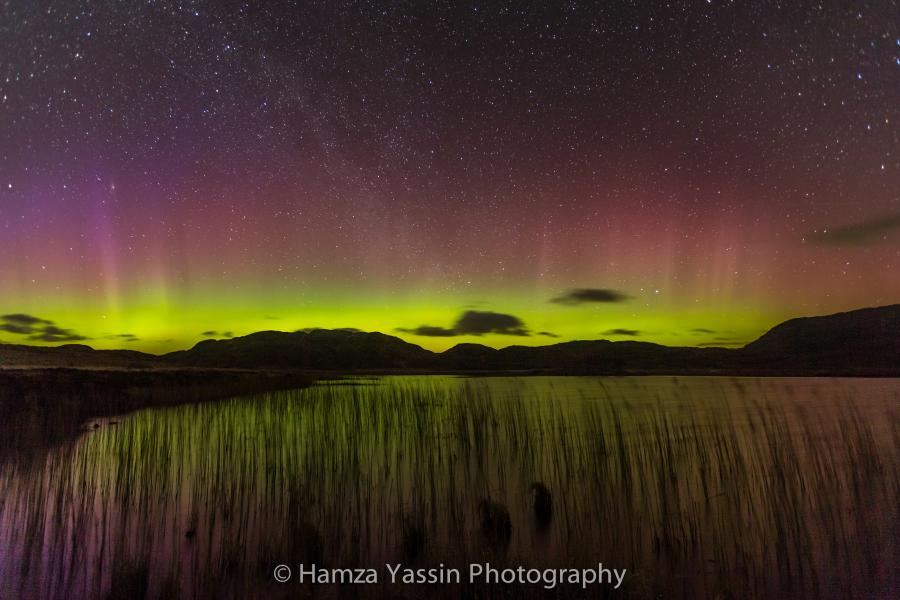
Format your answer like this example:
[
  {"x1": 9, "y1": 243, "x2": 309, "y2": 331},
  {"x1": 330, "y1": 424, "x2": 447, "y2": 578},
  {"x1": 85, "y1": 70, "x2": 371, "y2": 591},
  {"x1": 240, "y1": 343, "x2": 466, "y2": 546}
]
[{"x1": 0, "y1": 375, "x2": 897, "y2": 598}]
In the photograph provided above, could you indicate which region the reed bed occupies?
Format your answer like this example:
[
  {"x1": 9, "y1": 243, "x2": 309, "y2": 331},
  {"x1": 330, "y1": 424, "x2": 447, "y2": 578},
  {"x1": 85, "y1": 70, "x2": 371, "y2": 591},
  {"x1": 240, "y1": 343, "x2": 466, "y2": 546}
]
[{"x1": 0, "y1": 376, "x2": 897, "y2": 599}]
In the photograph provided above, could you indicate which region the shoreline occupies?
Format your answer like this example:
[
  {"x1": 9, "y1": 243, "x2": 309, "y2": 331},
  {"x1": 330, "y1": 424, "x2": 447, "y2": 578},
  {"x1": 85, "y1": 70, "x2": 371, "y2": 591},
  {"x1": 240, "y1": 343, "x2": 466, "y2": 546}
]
[
  {"x1": 3, "y1": 366, "x2": 898, "y2": 458},
  {"x1": 0, "y1": 367, "x2": 315, "y2": 456}
]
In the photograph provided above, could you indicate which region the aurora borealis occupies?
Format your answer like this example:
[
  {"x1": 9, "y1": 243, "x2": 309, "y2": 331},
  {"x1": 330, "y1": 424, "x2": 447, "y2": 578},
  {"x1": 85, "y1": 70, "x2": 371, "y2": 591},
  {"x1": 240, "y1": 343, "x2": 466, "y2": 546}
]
[{"x1": 1, "y1": 1, "x2": 898, "y2": 354}]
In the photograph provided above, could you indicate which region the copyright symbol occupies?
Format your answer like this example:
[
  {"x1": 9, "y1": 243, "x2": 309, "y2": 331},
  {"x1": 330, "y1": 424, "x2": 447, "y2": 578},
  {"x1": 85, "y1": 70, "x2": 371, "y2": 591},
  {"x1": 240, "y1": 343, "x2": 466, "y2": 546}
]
[{"x1": 273, "y1": 564, "x2": 291, "y2": 583}]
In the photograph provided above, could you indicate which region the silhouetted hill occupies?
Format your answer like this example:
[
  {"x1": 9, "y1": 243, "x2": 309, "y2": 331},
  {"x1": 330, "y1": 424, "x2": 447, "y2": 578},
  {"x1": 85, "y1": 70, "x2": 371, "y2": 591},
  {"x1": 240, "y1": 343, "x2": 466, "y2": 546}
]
[
  {"x1": 441, "y1": 343, "x2": 499, "y2": 370},
  {"x1": 0, "y1": 342, "x2": 157, "y2": 368},
  {"x1": 163, "y1": 329, "x2": 436, "y2": 369},
  {"x1": 159, "y1": 305, "x2": 900, "y2": 375},
  {"x1": 2, "y1": 305, "x2": 899, "y2": 375},
  {"x1": 442, "y1": 340, "x2": 735, "y2": 373},
  {"x1": 741, "y1": 304, "x2": 900, "y2": 374}
]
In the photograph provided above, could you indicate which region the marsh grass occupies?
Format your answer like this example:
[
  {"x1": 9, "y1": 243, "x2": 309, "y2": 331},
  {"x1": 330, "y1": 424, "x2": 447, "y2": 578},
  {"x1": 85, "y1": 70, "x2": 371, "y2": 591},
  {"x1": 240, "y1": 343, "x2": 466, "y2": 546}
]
[
  {"x1": 0, "y1": 376, "x2": 897, "y2": 599},
  {"x1": 0, "y1": 368, "x2": 311, "y2": 460}
]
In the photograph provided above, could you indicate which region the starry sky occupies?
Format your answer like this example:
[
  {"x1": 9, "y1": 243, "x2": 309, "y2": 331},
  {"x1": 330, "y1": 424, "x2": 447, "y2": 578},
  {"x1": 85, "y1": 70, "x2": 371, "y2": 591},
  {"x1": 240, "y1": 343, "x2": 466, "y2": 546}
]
[{"x1": 1, "y1": 1, "x2": 898, "y2": 354}]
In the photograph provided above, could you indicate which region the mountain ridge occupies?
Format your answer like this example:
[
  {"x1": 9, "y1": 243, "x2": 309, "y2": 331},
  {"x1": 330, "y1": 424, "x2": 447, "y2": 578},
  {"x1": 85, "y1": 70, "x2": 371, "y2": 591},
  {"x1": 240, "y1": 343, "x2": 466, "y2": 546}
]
[{"x1": 1, "y1": 304, "x2": 898, "y2": 375}]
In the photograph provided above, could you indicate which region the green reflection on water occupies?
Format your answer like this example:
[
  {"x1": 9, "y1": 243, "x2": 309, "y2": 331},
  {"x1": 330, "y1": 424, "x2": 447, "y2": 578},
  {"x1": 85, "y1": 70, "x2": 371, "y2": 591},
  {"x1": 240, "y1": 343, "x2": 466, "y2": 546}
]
[{"x1": 1, "y1": 376, "x2": 898, "y2": 599}]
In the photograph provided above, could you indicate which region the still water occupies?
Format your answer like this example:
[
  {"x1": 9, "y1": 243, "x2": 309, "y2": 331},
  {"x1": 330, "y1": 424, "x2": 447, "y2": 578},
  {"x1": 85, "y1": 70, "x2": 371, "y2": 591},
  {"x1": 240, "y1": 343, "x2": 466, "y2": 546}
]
[{"x1": 1, "y1": 376, "x2": 897, "y2": 599}]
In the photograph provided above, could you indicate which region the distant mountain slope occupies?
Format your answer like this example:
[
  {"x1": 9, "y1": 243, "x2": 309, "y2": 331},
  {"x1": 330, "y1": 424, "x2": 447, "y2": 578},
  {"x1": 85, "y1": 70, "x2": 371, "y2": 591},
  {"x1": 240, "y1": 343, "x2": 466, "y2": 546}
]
[
  {"x1": 0, "y1": 342, "x2": 157, "y2": 368},
  {"x1": 163, "y1": 329, "x2": 436, "y2": 369},
  {"x1": 2, "y1": 305, "x2": 898, "y2": 375},
  {"x1": 441, "y1": 340, "x2": 735, "y2": 373},
  {"x1": 741, "y1": 304, "x2": 900, "y2": 373}
]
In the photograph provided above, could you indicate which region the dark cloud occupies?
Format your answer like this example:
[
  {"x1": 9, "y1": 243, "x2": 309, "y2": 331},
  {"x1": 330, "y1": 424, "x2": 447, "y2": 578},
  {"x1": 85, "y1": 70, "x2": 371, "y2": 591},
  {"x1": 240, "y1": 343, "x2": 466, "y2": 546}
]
[
  {"x1": 29, "y1": 325, "x2": 87, "y2": 342},
  {"x1": 602, "y1": 328, "x2": 641, "y2": 336},
  {"x1": 201, "y1": 330, "x2": 234, "y2": 338},
  {"x1": 396, "y1": 325, "x2": 458, "y2": 337},
  {"x1": 698, "y1": 337, "x2": 748, "y2": 348},
  {"x1": 397, "y1": 310, "x2": 530, "y2": 337},
  {"x1": 536, "y1": 331, "x2": 560, "y2": 338},
  {"x1": 113, "y1": 333, "x2": 140, "y2": 343},
  {"x1": 0, "y1": 323, "x2": 35, "y2": 335},
  {"x1": 690, "y1": 328, "x2": 716, "y2": 334},
  {"x1": 454, "y1": 311, "x2": 529, "y2": 336},
  {"x1": 1, "y1": 313, "x2": 52, "y2": 334},
  {"x1": 2, "y1": 313, "x2": 53, "y2": 326},
  {"x1": 0, "y1": 313, "x2": 88, "y2": 342},
  {"x1": 551, "y1": 288, "x2": 630, "y2": 305},
  {"x1": 808, "y1": 214, "x2": 900, "y2": 246}
]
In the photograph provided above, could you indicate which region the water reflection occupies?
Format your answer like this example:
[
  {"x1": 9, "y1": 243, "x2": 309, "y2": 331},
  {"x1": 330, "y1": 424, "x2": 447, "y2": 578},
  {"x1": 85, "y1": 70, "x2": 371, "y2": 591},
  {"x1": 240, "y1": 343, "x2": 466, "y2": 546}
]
[{"x1": 1, "y1": 376, "x2": 897, "y2": 598}]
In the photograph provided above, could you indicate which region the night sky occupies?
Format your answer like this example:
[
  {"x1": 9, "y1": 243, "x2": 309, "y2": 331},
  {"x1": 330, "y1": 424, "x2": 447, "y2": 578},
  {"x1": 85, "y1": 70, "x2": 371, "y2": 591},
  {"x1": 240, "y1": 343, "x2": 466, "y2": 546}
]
[{"x1": 1, "y1": 1, "x2": 898, "y2": 353}]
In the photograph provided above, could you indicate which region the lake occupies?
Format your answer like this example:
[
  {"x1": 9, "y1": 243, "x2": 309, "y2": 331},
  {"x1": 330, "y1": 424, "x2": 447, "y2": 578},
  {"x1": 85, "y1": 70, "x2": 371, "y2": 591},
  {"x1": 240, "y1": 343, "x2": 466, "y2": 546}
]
[{"x1": 1, "y1": 376, "x2": 897, "y2": 599}]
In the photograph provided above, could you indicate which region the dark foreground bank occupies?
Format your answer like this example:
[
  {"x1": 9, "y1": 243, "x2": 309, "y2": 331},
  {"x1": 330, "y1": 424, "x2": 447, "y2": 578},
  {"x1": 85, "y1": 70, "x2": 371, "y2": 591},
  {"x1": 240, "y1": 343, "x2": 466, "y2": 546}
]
[{"x1": 0, "y1": 367, "x2": 313, "y2": 455}]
